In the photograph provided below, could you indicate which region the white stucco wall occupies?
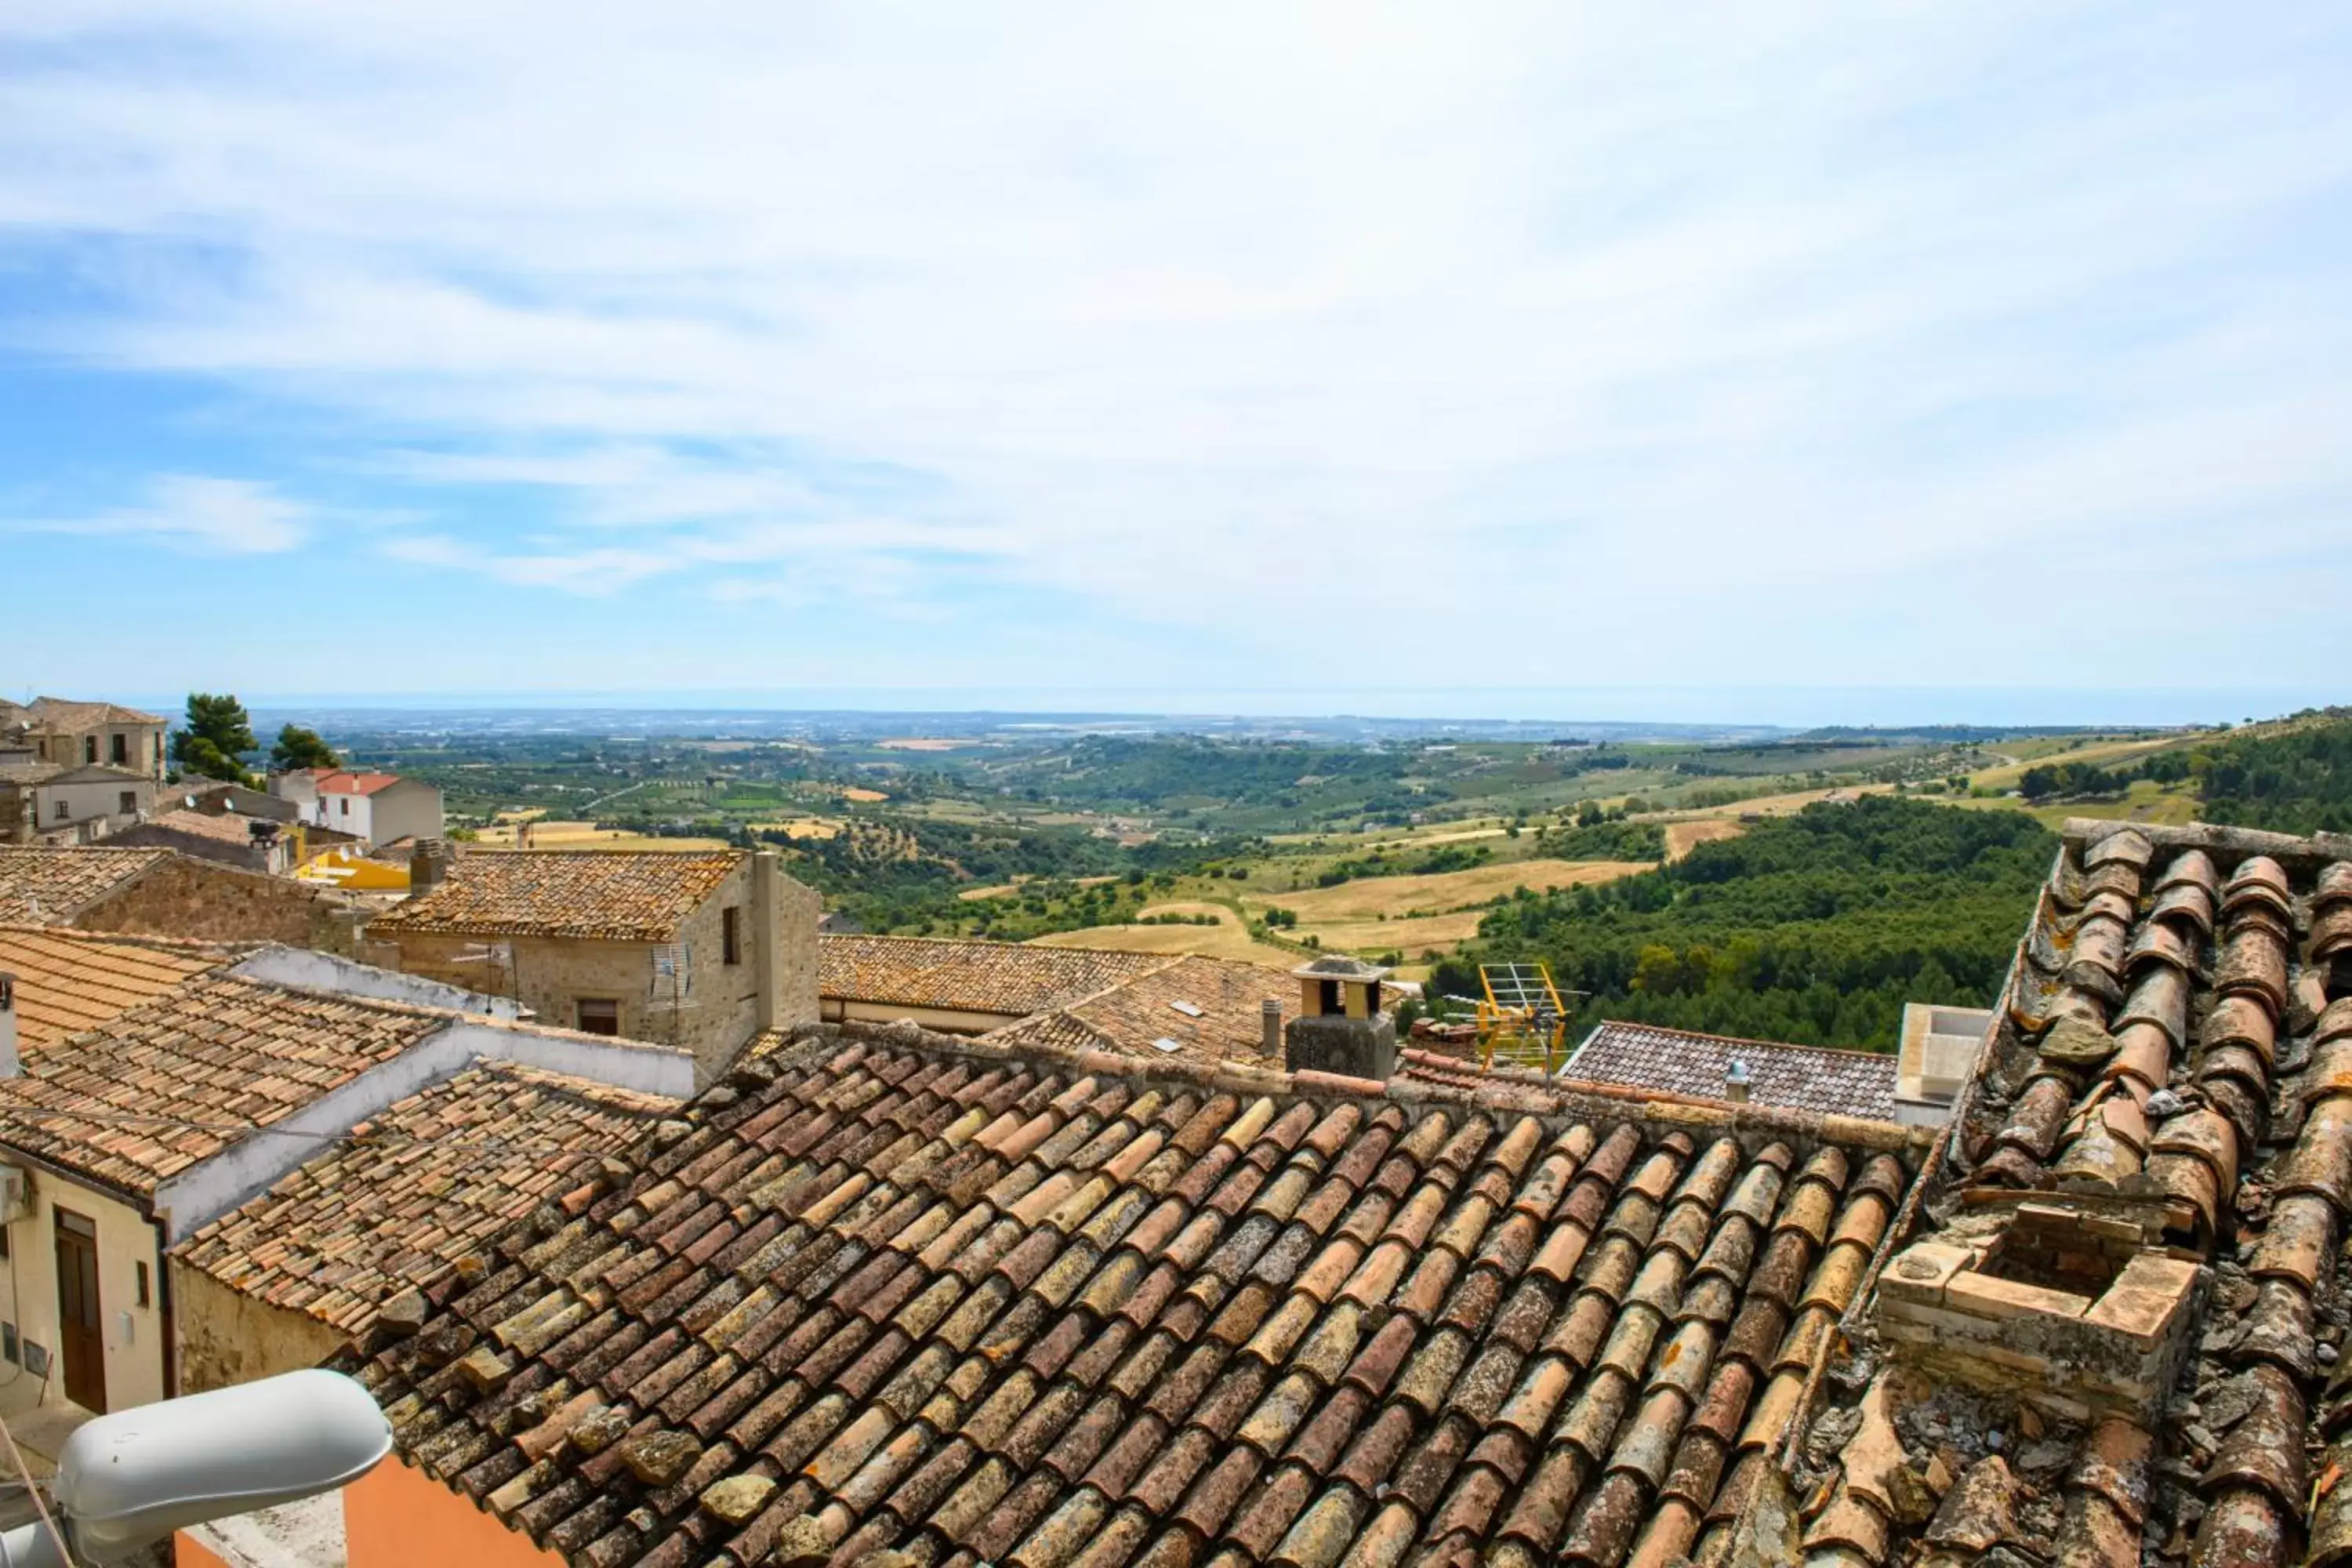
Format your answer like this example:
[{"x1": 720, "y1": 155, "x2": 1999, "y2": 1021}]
[
  {"x1": 229, "y1": 947, "x2": 525, "y2": 1021},
  {"x1": 365, "y1": 781, "x2": 443, "y2": 845}
]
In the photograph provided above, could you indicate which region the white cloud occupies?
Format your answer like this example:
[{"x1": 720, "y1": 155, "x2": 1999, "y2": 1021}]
[
  {"x1": 2, "y1": 2, "x2": 2349, "y2": 688},
  {"x1": 10, "y1": 475, "x2": 310, "y2": 554}
]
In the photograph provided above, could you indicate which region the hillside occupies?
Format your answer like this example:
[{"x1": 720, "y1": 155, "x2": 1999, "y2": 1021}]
[{"x1": 1446, "y1": 795, "x2": 2054, "y2": 1050}]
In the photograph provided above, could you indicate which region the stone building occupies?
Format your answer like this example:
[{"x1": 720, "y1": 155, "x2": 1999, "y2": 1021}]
[
  {"x1": 0, "y1": 697, "x2": 168, "y2": 782},
  {"x1": 0, "y1": 844, "x2": 365, "y2": 949},
  {"x1": 109, "y1": 806, "x2": 293, "y2": 873},
  {"x1": 365, "y1": 848, "x2": 820, "y2": 1087},
  {"x1": 0, "y1": 761, "x2": 156, "y2": 842}
]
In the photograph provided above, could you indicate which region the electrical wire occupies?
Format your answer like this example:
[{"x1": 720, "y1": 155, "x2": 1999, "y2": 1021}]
[{"x1": 0, "y1": 1406, "x2": 72, "y2": 1566}]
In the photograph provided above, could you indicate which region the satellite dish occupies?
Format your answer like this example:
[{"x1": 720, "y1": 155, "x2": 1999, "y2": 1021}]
[{"x1": 0, "y1": 1370, "x2": 390, "y2": 1566}]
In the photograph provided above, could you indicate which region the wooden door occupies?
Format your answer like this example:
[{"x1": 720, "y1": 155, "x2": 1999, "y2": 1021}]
[{"x1": 53, "y1": 1209, "x2": 105, "y2": 1414}]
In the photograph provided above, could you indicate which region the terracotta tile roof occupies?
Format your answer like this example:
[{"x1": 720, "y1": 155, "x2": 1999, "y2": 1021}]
[
  {"x1": 146, "y1": 808, "x2": 270, "y2": 847},
  {"x1": 369, "y1": 851, "x2": 741, "y2": 942},
  {"x1": 0, "y1": 846, "x2": 169, "y2": 923},
  {"x1": 985, "y1": 955, "x2": 1291, "y2": 1068},
  {"x1": 1851, "y1": 820, "x2": 2352, "y2": 1568},
  {"x1": 820, "y1": 935, "x2": 1167, "y2": 1017},
  {"x1": 27, "y1": 696, "x2": 166, "y2": 728},
  {"x1": 0, "y1": 974, "x2": 445, "y2": 1196},
  {"x1": 353, "y1": 1025, "x2": 1926, "y2": 1568},
  {"x1": 1556, "y1": 1020, "x2": 1900, "y2": 1121},
  {"x1": 0, "y1": 924, "x2": 240, "y2": 1054},
  {"x1": 316, "y1": 771, "x2": 406, "y2": 797},
  {"x1": 176, "y1": 1061, "x2": 679, "y2": 1338}
]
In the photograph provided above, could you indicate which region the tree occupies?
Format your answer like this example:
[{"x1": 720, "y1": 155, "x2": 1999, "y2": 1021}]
[
  {"x1": 270, "y1": 724, "x2": 339, "y2": 772},
  {"x1": 171, "y1": 693, "x2": 258, "y2": 784}
]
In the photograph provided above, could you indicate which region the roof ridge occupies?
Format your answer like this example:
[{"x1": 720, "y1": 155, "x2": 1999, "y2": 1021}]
[
  {"x1": 1051, "y1": 953, "x2": 1192, "y2": 1014},
  {"x1": 831, "y1": 1022, "x2": 1928, "y2": 1152},
  {"x1": 1577, "y1": 1016, "x2": 1896, "y2": 1062}
]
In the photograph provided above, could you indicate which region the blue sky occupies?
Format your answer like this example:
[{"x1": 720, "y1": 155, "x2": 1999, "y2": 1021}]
[{"x1": 2, "y1": 3, "x2": 2349, "y2": 724}]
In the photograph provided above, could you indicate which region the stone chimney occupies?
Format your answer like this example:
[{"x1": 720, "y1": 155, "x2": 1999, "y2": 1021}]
[
  {"x1": 0, "y1": 781, "x2": 28, "y2": 847},
  {"x1": 0, "y1": 973, "x2": 18, "y2": 1079},
  {"x1": 1283, "y1": 956, "x2": 1397, "y2": 1080},
  {"x1": 1261, "y1": 998, "x2": 1283, "y2": 1060},
  {"x1": 1724, "y1": 1057, "x2": 1752, "y2": 1103},
  {"x1": 407, "y1": 837, "x2": 451, "y2": 899}
]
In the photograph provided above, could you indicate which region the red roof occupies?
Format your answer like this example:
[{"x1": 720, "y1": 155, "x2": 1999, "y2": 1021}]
[{"x1": 315, "y1": 771, "x2": 403, "y2": 796}]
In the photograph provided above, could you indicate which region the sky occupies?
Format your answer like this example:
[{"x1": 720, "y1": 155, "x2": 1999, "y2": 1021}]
[{"x1": 2, "y1": 3, "x2": 2349, "y2": 725}]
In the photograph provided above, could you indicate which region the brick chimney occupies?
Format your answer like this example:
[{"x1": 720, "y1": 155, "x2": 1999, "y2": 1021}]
[{"x1": 0, "y1": 973, "x2": 18, "y2": 1079}]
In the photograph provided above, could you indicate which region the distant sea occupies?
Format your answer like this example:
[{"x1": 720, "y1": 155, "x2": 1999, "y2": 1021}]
[{"x1": 150, "y1": 684, "x2": 2340, "y2": 731}]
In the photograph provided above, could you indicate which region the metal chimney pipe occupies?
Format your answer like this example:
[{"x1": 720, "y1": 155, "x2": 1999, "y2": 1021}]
[
  {"x1": 1261, "y1": 998, "x2": 1282, "y2": 1059},
  {"x1": 1724, "y1": 1057, "x2": 1752, "y2": 1104}
]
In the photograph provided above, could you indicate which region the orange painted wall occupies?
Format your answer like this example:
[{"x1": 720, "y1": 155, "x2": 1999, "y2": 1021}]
[
  {"x1": 175, "y1": 1536, "x2": 231, "y2": 1568},
  {"x1": 344, "y1": 1456, "x2": 568, "y2": 1568}
]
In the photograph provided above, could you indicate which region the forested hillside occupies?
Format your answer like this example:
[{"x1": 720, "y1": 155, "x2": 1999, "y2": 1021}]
[
  {"x1": 2171, "y1": 710, "x2": 2352, "y2": 834},
  {"x1": 1443, "y1": 797, "x2": 2053, "y2": 1049}
]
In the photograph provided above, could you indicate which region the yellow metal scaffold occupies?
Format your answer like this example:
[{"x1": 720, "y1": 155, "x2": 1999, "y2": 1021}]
[{"x1": 1476, "y1": 961, "x2": 1573, "y2": 1073}]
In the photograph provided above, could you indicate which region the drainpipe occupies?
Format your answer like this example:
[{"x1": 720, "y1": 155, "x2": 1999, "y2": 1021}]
[{"x1": 0, "y1": 973, "x2": 17, "y2": 1080}]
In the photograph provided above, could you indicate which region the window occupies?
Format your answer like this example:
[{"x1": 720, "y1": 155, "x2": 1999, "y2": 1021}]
[
  {"x1": 338, "y1": 797, "x2": 350, "y2": 816},
  {"x1": 576, "y1": 998, "x2": 621, "y2": 1036},
  {"x1": 722, "y1": 906, "x2": 742, "y2": 966},
  {"x1": 110, "y1": 735, "x2": 127, "y2": 766},
  {"x1": 0, "y1": 1225, "x2": 9, "y2": 1260},
  {"x1": 118, "y1": 792, "x2": 136, "y2": 815},
  {"x1": 83, "y1": 737, "x2": 96, "y2": 764},
  {"x1": 135, "y1": 1262, "x2": 150, "y2": 1308},
  {"x1": 53, "y1": 800, "x2": 68, "y2": 822}
]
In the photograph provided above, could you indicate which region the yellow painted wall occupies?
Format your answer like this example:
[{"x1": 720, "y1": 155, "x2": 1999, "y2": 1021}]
[
  {"x1": 0, "y1": 1167, "x2": 166, "y2": 1417},
  {"x1": 297, "y1": 848, "x2": 412, "y2": 891}
]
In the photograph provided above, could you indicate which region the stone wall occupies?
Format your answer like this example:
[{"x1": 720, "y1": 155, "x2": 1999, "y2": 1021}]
[
  {"x1": 385, "y1": 930, "x2": 660, "y2": 1042},
  {"x1": 73, "y1": 854, "x2": 360, "y2": 953},
  {"x1": 671, "y1": 858, "x2": 758, "y2": 1085},
  {"x1": 770, "y1": 862, "x2": 822, "y2": 1035},
  {"x1": 1877, "y1": 1210, "x2": 2199, "y2": 1421},
  {"x1": 376, "y1": 855, "x2": 820, "y2": 1087},
  {"x1": 169, "y1": 1261, "x2": 347, "y2": 1396}
]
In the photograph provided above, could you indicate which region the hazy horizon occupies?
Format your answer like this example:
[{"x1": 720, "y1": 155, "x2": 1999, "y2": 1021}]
[{"x1": 77, "y1": 682, "x2": 2341, "y2": 732}]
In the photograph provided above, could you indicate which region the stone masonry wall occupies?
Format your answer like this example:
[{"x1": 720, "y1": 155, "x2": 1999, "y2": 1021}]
[
  {"x1": 74, "y1": 854, "x2": 359, "y2": 953},
  {"x1": 171, "y1": 1260, "x2": 348, "y2": 1396}
]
